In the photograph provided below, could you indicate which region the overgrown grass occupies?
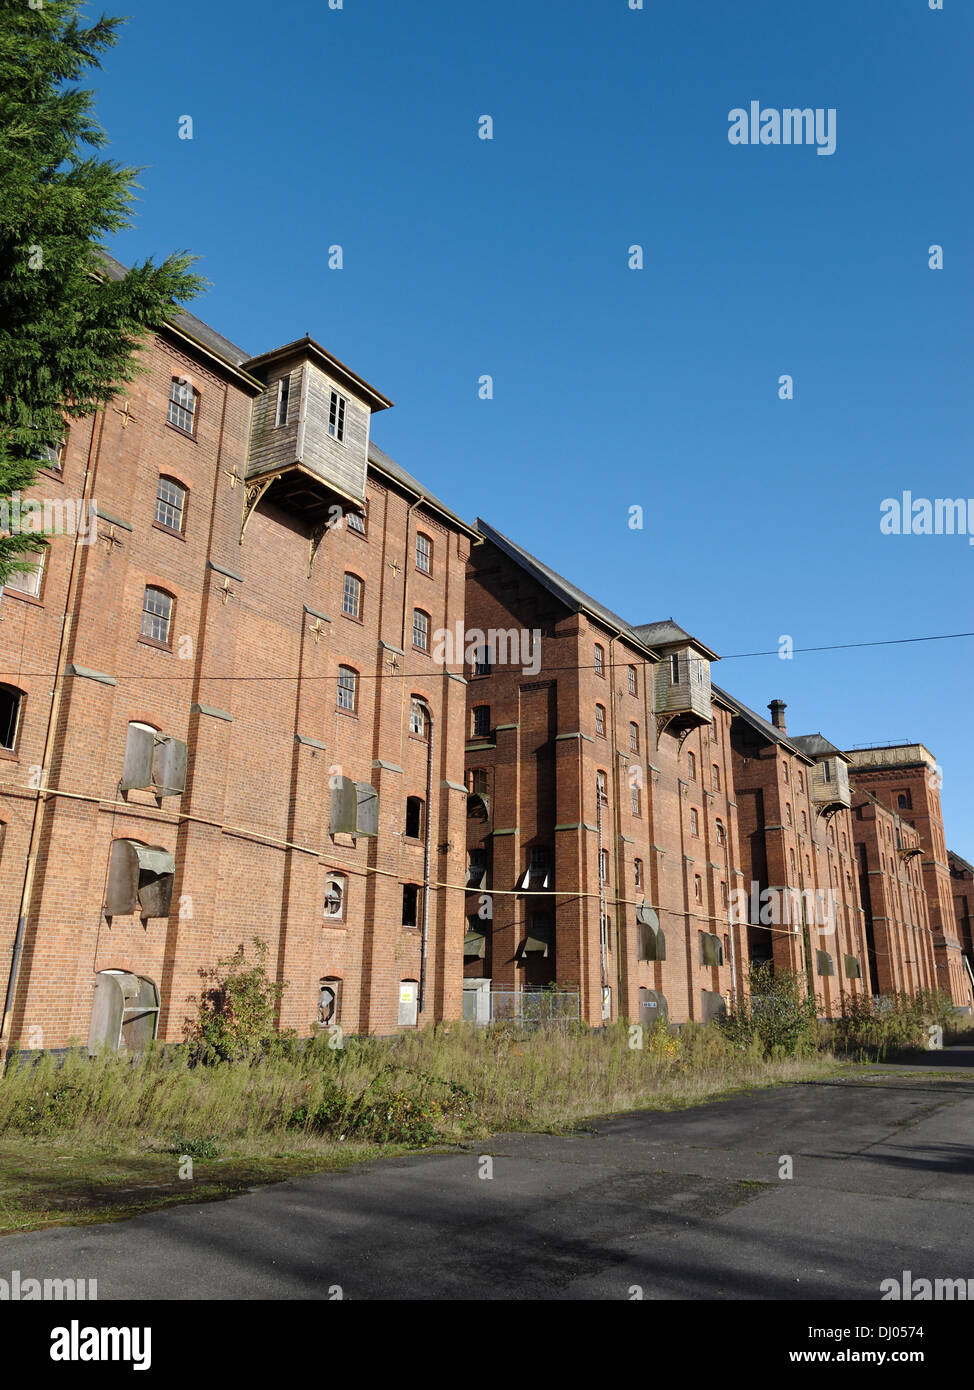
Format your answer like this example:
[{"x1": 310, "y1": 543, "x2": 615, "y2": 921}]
[
  {"x1": 0, "y1": 1022, "x2": 838, "y2": 1151},
  {"x1": 821, "y1": 989, "x2": 960, "y2": 1058}
]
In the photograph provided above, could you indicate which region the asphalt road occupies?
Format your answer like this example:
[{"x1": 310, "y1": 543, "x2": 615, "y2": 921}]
[{"x1": 3, "y1": 1061, "x2": 972, "y2": 1300}]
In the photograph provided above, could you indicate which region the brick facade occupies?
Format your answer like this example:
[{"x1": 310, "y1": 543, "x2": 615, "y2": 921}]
[
  {"x1": 2, "y1": 268, "x2": 971, "y2": 1053},
  {"x1": 0, "y1": 293, "x2": 475, "y2": 1055}
]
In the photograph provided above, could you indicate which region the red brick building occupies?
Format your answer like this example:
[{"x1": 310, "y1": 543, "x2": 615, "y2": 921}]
[
  {"x1": 947, "y1": 850, "x2": 974, "y2": 1003},
  {"x1": 462, "y1": 521, "x2": 747, "y2": 1028},
  {"x1": 851, "y1": 790, "x2": 937, "y2": 998},
  {"x1": 845, "y1": 746, "x2": 970, "y2": 1009},
  {"x1": 0, "y1": 256, "x2": 476, "y2": 1056},
  {"x1": 721, "y1": 697, "x2": 868, "y2": 1012}
]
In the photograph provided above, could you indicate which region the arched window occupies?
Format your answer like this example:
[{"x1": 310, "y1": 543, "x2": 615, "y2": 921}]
[
  {"x1": 141, "y1": 586, "x2": 174, "y2": 644},
  {"x1": 687, "y1": 751, "x2": 696, "y2": 780},
  {"x1": 412, "y1": 608, "x2": 430, "y2": 651},
  {"x1": 167, "y1": 377, "x2": 197, "y2": 435},
  {"x1": 409, "y1": 699, "x2": 428, "y2": 737},
  {"x1": 317, "y1": 978, "x2": 342, "y2": 1026},
  {"x1": 634, "y1": 858, "x2": 643, "y2": 888},
  {"x1": 627, "y1": 665, "x2": 637, "y2": 696},
  {"x1": 0, "y1": 685, "x2": 24, "y2": 751},
  {"x1": 337, "y1": 665, "x2": 358, "y2": 712},
  {"x1": 595, "y1": 704, "x2": 606, "y2": 737},
  {"x1": 342, "y1": 572, "x2": 363, "y2": 620},
  {"x1": 415, "y1": 532, "x2": 432, "y2": 574},
  {"x1": 629, "y1": 722, "x2": 639, "y2": 753},
  {"x1": 398, "y1": 979, "x2": 419, "y2": 1026},
  {"x1": 155, "y1": 476, "x2": 187, "y2": 533},
  {"x1": 594, "y1": 644, "x2": 605, "y2": 677},
  {"x1": 324, "y1": 874, "x2": 346, "y2": 920}
]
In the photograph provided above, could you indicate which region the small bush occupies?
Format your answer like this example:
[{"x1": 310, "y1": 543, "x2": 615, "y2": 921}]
[
  {"x1": 722, "y1": 964, "x2": 819, "y2": 1059},
  {"x1": 191, "y1": 937, "x2": 287, "y2": 1063},
  {"x1": 167, "y1": 1135, "x2": 222, "y2": 1159}
]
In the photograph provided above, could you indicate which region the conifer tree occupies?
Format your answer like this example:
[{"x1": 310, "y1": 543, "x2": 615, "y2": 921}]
[{"x1": 0, "y1": 0, "x2": 204, "y2": 583}]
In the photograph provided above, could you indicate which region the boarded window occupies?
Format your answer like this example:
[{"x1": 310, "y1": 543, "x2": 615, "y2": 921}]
[
  {"x1": 398, "y1": 980, "x2": 418, "y2": 1026},
  {"x1": 104, "y1": 840, "x2": 175, "y2": 919},
  {"x1": 638, "y1": 989, "x2": 668, "y2": 1025},
  {"x1": 700, "y1": 931, "x2": 723, "y2": 967},
  {"x1": 817, "y1": 950, "x2": 835, "y2": 977},
  {"x1": 330, "y1": 776, "x2": 378, "y2": 837},
  {"x1": 844, "y1": 955, "x2": 862, "y2": 979},
  {"x1": 120, "y1": 722, "x2": 187, "y2": 796},
  {"x1": 701, "y1": 989, "x2": 726, "y2": 1023},
  {"x1": 88, "y1": 971, "x2": 160, "y2": 1056}
]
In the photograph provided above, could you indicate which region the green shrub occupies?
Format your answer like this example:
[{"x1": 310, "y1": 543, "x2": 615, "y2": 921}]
[
  {"x1": 722, "y1": 964, "x2": 819, "y2": 1058},
  {"x1": 191, "y1": 937, "x2": 287, "y2": 1063}
]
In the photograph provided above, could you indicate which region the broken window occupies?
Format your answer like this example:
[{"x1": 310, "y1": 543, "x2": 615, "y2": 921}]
[
  {"x1": 317, "y1": 978, "x2": 342, "y2": 1026},
  {"x1": 0, "y1": 685, "x2": 23, "y2": 751},
  {"x1": 637, "y1": 902, "x2": 665, "y2": 961},
  {"x1": 522, "y1": 915, "x2": 552, "y2": 957},
  {"x1": 104, "y1": 840, "x2": 175, "y2": 919},
  {"x1": 323, "y1": 874, "x2": 346, "y2": 920},
  {"x1": 405, "y1": 796, "x2": 425, "y2": 839},
  {"x1": 402, "y1": 883, "x2": 420, "y2": 928},
  {"x1": 464, "y1": 917, "x2": 487, "y2": 959},
  {"x1": 467, "y1": 849, "x2": 487, "y2": 888}
]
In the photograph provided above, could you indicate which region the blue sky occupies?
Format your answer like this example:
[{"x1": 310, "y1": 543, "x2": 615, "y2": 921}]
[{"x1": 96, "y1": 0, "x2": 973, "y2": 853}]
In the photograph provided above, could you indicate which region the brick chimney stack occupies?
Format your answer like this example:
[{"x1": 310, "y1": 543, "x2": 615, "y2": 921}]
[{"x1": 768, "y1": 700, "x2": 787, "y2": 733}]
